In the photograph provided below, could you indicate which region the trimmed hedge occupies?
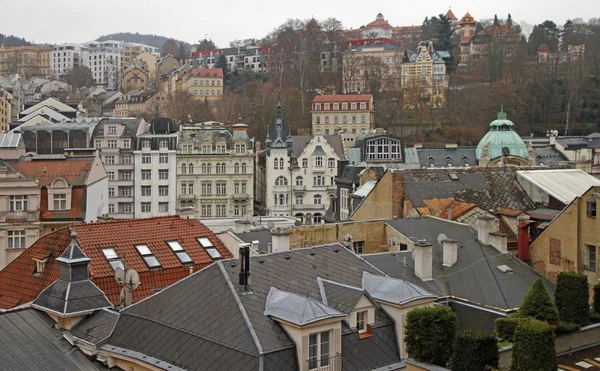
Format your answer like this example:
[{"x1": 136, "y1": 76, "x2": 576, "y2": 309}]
[
  {"x1": 405, "y1": 306, "x2": 458, "y2": 367},
  {"x1": 450, "y1": 330, "x2": 499, "y2": 371},
  {"x1": 511, "y1": 320, "x2": 557, "y2": 371},
  {"x1": 594, "y1": 282, "x2": 600, "y2": 314},
  {"x1": 496, "y1": 317, "x2": 520, "y2": 342},
  {"x1": 554, "y1": 321, "x2": 581, "y2": 335},
  {"x1": 555, "y1": 272, "x2": 589, "y2": 326},
  {"x1": 519, "y1": 278, "x2": 558, "y2": 323}
]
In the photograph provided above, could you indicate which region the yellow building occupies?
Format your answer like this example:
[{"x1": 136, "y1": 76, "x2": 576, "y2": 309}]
[
  {"x1": 136, "y1": 51, "x2": 158, "y2": 80},
  {"x1": 342, "y1": 42, "x2": 402, "y2": 93},
  {"x1": 401, "y1": 42, "x2": 448, "y2": 109},
  {"x1": 0, "y1": 45, "x2": 53, "y2": 77},
  {"x1": 0, "y1": 89, "x2": 12, "y2": 132},
  {"x1": 183, "y1": 67, "x2": 223, "y2": 102},
  {"x1": 529, "y1": 186, "x2": 600, "y2": 286},
  {"x1": 122, "y1": 60, "x2": 149, "y2": 93},
  {"x1": 114, "y1": 90, "x2": 168, "y2": 118}
]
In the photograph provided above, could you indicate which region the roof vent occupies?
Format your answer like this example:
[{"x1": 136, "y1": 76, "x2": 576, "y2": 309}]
[
  {"x1": 448, "y1": 173, "x2": 459, "y2": 181},
  {"x1": 496, "y1": 264, "x2": 513, "y2": 274}
]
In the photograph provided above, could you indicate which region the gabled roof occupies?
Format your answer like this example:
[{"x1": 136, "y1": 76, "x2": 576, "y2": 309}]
[
  {"x1": 189, "y1": 67, "x2": 223, "y2": 78},
  {"x1": 318, "y1": 278, "x2": 366, "y2": 314},
  {"x1": 517, "y1": 169, "x2": 600, "y2": 204},
  {"x1": 291, "y1": 135, "x2": 346, "y2": 160},
  {"x1": 362, "y1": 272, "x2": 436, "y2": 305},
  {"x1": 20, "y1": 97, "x2": 78, "y2": 115},
  {"x1": 265, "y1": 287, "x2": 345, "y2": 325},
  {"x1": 17, "y1": 107, "x2": 71, "y2": 123},
  {"x1": 0, "y1": 308, "x2": 107, "y2": 370},
  {"x1": 0, "y1": 216, "x2": 231, "y2": 309}
]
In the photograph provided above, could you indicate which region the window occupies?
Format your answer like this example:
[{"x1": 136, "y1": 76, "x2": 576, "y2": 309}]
[
  {"x1": 53, "y1": 194, "x2": 67, "y2": 210},
  {"x1": 360, "y1": 102, "x2": 367, "y2": 110},
  {"x1": 119, "y1": 203, "x2": 132, "y2": 213},
  {"x1": 120, "y1": 187, "x2": 132, "y2": 197},
  {"x1": 141, "y1": 202, "x2": 151, "y2": 213},
  {"x1": 122, "y1": 155, "x2": 132, "y2": 164},
  {"x1": 108, "y1": 188, "x2": 115, "y2": 197},
  {"x1": 104, "y1": 156, "x2": 115, "y2": 165},
  {"x1": 314, "y1": 176, "x2": 324, "y2": 186},
  {"x1": 316, "y1": 116, "x2": 321, "y2": 124},
  {"x1": 10, "y1": 196, "x2": 27, "y2": 211},
  {"x1": 142, "y1": 154, "x2": 151, "y2": 164},
  {"x1": 95, "y1": 140, "x2": 101, "y2": 148},
  {"x1": 159, "y1": 169, "x2": 169, "y2": 180},
  {"x1": 142, "y1": 140, "x2": 151, "y2": 148},
  {"x1": 353, "y1": 241, "x2": 364, "y2": 254},
  {"x1": 295, "y1": 195, "x2": 304, "y2": 205},
  {"x1": 159, "y1": 154, "x2": 168, "y2": 164},
  {"x1": 197, "y1": 237, "x2": 222, "y2": 260},
  {"x1": 279, "y1": 158, "x2": 284, "y2": 169},
  {"x1": 181, "y1": 163, "x2": 187, "y2": 174},
  {"x1": 357, "y1": 310, "x2": 367, "y2": 333},
  {"x1": 216, "y1": 162, "x2": 226, "y2": 174},
  {"x1": 123, "y1": 139, "x2": 130, "y2": 148},
  {"x1": 216, "y1": 204, "x2": 226, "y2": 216},
  {"x1": 313, "y1": 213, "x2": 322, "y2": 223},
  {"x1": 141, "y1": 170, "x2": 151, "y2": 180},
  {"x1": 159, "y1": 202, "x2": 169, "y2": 213},
  {"x1": 7, "y1": 230, "x2": 25, "y2": 249},
  {"x1": 585, "y1": 245, "x2": 597, "y2": 271},
  {"x1": 241, "y1": 163, "x2": 247, "y2": 173},
  {"x1": 296, "y1": 176, "x2": 304, "y2": 186},
  {"x1": 201, "y1": 182, "x2": 212, "y2": 195},
  {"x1": 189, "y1": 164, "x2": 194, "y2": 174},
  {"x1": 102, "y1": 248, "x2": 124, "y2": 271},
  {"x1": 315, "y1": 157, "x2": 323, "y2": 167},
  {"x1": 141, "y1": 186, "x2": 151, "y2": 196},
  {"x1": 274, "y1": 158, "x2": 279, "y2": 170},
  {"x1": 587, "y1": 200, "x2": 597, "y2": 218},
  {"x1": 108, "y1": 204, "x2": 115, "y2": 213},
  {"x1": 168, "y1": 241, "x2": 192, "y2": 263},
  {"x1": 136, "y1": 244, "x2": 161, "y2": 268},
  {"x1": 201, "y1": 204, "x2": 212, "y2": 217},
  {"x1": 159, "y1": 185, "x2": 169, "y2": 196},
  {"x1": 314, "y1": 194, "x2": 322, "y2": 205},
  {"x1": 182, "y1": 144, "x2": 192, "y2": 154},
  {"x1": 107, "y1": 140, "x2": 117, "y2": 148},
  {"x1": 159, "y1": 139, "x2": 168, "y2": 148},
  {"x1": 328, "y1": 158, "x2": 335, "y2": 168},
  {"x1": 315, "y1": 103, "x2": 321, "y2": 111},
  {"x1": 108, "y1": 126, "x2": 116, "y2": 134},
  {"x1": 308, "y1": 331, "x2": 330, "y2": 370},
  {"x1": 235, "y1": 144, "x2": 246, "y2": 154},
  {"x1": 302, "y1": 159, "x2": 308, "y2": 168},
  {"x1": 216, "y1": 182, "x2": 227, "y2": 195},
  {"x1": 276, "y1": 176, "x2": 288, "y2": 186}
]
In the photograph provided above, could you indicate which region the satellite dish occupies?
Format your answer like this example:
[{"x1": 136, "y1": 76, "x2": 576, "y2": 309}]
[
  {"x1": 437, "y1": 233, "x2": 448, "y2": 246},
  {"x1": 115, "y1": 267, "x2": 125, "y2": 285},
  {"x1": 125, "y1": 269, "x2": 141, "y2": 289},
  {"x1": 267, "y1": 221, "x2": 275, "y2": 230}
]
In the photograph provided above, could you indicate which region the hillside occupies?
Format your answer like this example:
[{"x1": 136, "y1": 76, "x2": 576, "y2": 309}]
[
  {"x1": 0, "y1": 33, "x2": 32, "y2": 47},
  {"x1": 96, "y1": 32, "x2": 191, "y2": 51}
]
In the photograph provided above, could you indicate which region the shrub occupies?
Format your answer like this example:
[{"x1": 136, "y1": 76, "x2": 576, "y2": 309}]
[
  {"x1": 450, "y1": 330, "x2": 499, "y2": 371},
  {"x1": 590, "y1": 310, "x2": 600, "y2": 323},
  {"x1": 511, "y1": 319, "x2": 557, "y2": 371},
  {"x1": 593, "y1": 282, "x2": 600, "y2": 314},
  {"x1": 495, "y1": 317, "x2": 519, "y2": 342},
  {"x1": 555, "y1": 272, "x2": 589, "y2": 326},
  {"x1": 405, "y1": 306, "x2": 458, "y2": 367},
  {"x1": 554, "y1": 321, "x2": 581, "y2": 335},
  {"x1": 519, "y1": 278, "x2": 558, "y2": 323}
]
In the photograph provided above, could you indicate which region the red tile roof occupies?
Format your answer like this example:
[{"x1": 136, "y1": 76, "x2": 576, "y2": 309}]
[
  {"x1": 190, "y1": 67, "x2": 223, "y2": 78},
  {"x1": 10, "y1": 160, "x2": 93, "y2": 186},
  {"x1": 313, "y1": 94, "x2": 373, "y2": 103},
  {"x1": 0, "y1": 216, "x2": 232, "y2": 308},
  {"x1": 366, "y1": 18, "x2": 393, "y2": 29}
]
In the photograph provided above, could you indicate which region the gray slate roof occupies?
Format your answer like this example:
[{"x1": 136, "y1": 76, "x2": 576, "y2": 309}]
[
  {"x1": 291, "y1": 135, "x2": 346, "y2": 160},
  {"x1": 366, "y1": 217, "x2": 554, "y2": 311},
  {"x1": 264, "y1": 287, "x2": 345, "y2": 325},
  {"x1": 233, "y1": 229, "x2": 272, "y2": 253},
  {"x1": 103, "y1": 244, "x2": 408, "y2": 371},
  {"x1": 69, "y1": 308, "x2": 119, "y2": 345},
  {"x1": 0, "y1": 308, "x2": 106, "y2": 370},
  {"x1": 362, "y1": 272, "x2": 437, "y2": 305},
  {"x1": 416, "y1": 147, "x2": 478, "y2": 167},
  {"x1": 318, "y1": 278, "x2": 365, "y2": 314}
]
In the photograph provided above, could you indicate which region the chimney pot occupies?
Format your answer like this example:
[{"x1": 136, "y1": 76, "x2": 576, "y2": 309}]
[
  {"x1": 442, "y1": 239, "x2": 458, "y2": 267},
  {"x1": 414, "y1": 241, "x2": 433, "y2": 281}
]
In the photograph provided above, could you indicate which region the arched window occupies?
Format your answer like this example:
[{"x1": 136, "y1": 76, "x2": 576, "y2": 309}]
[
  {"x1": 325, "y1": 116, "x2": 329, "y2": 124},
  {"x1": 181, "y1": 163, "x2": 187, "y2": 174},
  {"x1": 188, "y1": 164, "x2": 194, "y2": 174},
  {"x1": 201, "y1": 163, "x2": 207, "y2": 174},
  {"x1": 295, "y1": 194, "x2": 304, "y2": 205},
  {"x1": 221, "y1": 163, "x2": 227, "y2": 173},
  {"x1": 314, "y1": 194, "x2": 322, "y2": 205},
  {"x1": 295, "y1": 213, "x2": 304, "y2": 224},
  {"x1": 234, "y1": 163, "x2": 240, "y2": 173},
  {"x1": 316, "y1": 116, "x2": 321, "y2": 124},
  {"x1": 361, "y1": 115, "x2": 366, "y2": 123},
  {"x1": 279, "y1": 158, "x2": 284, "y2": 169},
  {"x1": 328, "y1": 158, "x2": 335, "y2": 168},
  {"x1": 274, "y1": 158, "x2": 279, "y2": 169},
  {"x1": 334, "y1": 116, "x2": 339, "y2": 124},
  {"x1": 343, "y1": 116, "x2": 348, "y2": 124},
  {"x1": 313, "y1": 213, "x2": 322, "y2": 223},
  {"x1": 302, "y1": 159, "x2": 308, "y2": 168},
  {"x1": 352, "y1": 115, "x2": 357, "y2": 124},
  {"x1": 206, "y1": 163, "x2": 211, "y2": 173},
  {"x1": 241, "y1": 163, "x2": 247, "y2": 173},
  {"x1": 216, "y1": 162, "x2": 223, "y2": 174},
  {"x1": 275, "y1": 176, "x2": 288, "y2": 186},
  {"x1": 295, "y1": 176, "x2": 303, "y2": 186},
  {"x1": 278, "y1": 194, "x2": 286, "y2": 205}
]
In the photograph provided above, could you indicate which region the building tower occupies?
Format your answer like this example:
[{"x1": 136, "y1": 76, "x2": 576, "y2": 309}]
[{"x1": 265, "y1": 101, "x2": 293, "y2": 216}]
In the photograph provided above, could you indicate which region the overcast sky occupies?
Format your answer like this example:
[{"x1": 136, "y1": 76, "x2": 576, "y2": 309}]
[{"x1": 5, "y1": 0, "x2": 599, "y2": 47}]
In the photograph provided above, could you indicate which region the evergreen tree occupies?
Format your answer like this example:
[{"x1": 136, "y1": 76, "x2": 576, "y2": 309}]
[
  {"x1": 507, "y1": 14, "x2": 513, "y2": 28},
  {"x1": 528, "y1": 20, "x2": 560, "y2": 54},
  {"x1": 436, "y1": 14, "x2": 455, "y2": 51},
  {"x1": 494, "y1": 14, "x2": 500, "y2": 26},
  {"x1": 519, "y1": 278, "x2": 559, "y2": 323}
]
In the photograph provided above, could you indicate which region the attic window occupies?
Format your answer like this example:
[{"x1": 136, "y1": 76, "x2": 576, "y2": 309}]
[
  {"x1": 496, "y1": 265, "x2": 513, "y2": 274},
  {"x1": 448, "y1": 173, "x2": 459, "y2": 181},
  {"x1": 135, "y1": 244, "x2": 161, "y2": 268},
  {"x1": 197, "y1": 237, "x2": 222, "y2": 260},
  {"x1": 167, "y1": 241, "x2": 192, "y2": 264},
  {"x1": 102, "y1": 248, "x2": 124, "y2": 271},
  {"x1": 32, "y1": 257, "x2": 48, "y2": 277}
]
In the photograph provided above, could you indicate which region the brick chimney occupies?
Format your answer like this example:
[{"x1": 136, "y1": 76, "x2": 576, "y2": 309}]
[
  {"x1": 413, "y1": 240, "x2": 433, "y2": 281},
  {"x1": 476, "y1": 216, "x2": 496, "y2": 245},
  {"x1": 442, "y1": 239, "x2": 458, "y2": 267}
]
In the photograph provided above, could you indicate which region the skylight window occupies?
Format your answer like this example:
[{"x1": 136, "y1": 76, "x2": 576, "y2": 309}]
[
  {"x1": 168, "y1": 240, "x2": 192, "y2": 264},
  {"x1": 102, "y1": 248, "x2": 124, "y2": 271},
  {"x1": 197, "y1": 237, "x2": 222, "y2": 260},
  {"x1": 135, "y1": 244, "x2": 161, "y2": 268}
]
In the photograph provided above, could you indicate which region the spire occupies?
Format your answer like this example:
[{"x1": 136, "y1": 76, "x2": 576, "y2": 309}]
[
  {"x1": 270, "y1": 100, "x2": 288, "y2": 148},
  {"x1": 497, "y1": 104, "x2": 507, "y2": 120}
]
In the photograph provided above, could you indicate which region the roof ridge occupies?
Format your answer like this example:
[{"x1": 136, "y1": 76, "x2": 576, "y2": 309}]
[{"x1": 217, "y1": 261, "x2": 264, "y2": 355}]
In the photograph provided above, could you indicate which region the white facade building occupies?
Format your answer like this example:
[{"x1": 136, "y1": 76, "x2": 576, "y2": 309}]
[
  {"x1": 51, "y1": 44, "x2": 89, "y2": 79},
  {"x1": 177, "y1": 120, "x2": 255, "y2": 218},
  {"x1": 263, "y1": 103, "x2": 346, "y2": 224},
  {"x1": 133, "y1": 119, "x2": 179, "y2": 217}
]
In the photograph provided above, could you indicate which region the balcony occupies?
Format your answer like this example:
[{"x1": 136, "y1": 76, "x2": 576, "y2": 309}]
[
  {"x1": 293, "y1": 185, "x2": 306, "y2": 192},
  {"x1": 273, "y1": 185, "x2": 290, "y2": 192},
  {"x1": 293, "y1": 204, "x2": 324, "y2": 210},
  {"x1": 232, "y1": 193, "x2": 250, "y2": 200},
  {"x1": 308, "y1": 353, "x2": 341, "y2": 371},
  {"x1": 0, "y1": 210, "x2": 40, "y2": 223},
  {"x1": 178, "y1": 194, "x2": 196, "y2": 200},
  {"x1": 313, "y1": 167, "x2": 325, "y2": 173},
  {"x1": 271, "y1": 204, "x2": 290, "y2": 212}
]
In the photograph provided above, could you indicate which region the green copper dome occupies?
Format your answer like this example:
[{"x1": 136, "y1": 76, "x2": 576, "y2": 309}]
[{"x1": 476, "y1": 110, "x2": 528, "y2": 160}]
